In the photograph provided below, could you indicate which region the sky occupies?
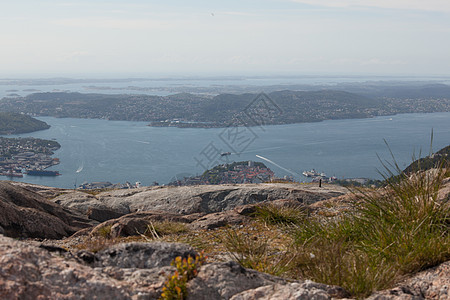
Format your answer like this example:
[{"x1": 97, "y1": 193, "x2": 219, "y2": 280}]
[{"x1": 0, "y1": 0, "x2": 449, "y2": 77}]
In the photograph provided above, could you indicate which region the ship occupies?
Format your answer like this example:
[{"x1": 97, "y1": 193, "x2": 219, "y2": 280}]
[
  {"x1": 302, "y1": 169, "x2": 321, "y2": 177},
  {"x1": 26, "y1": 170, "x2": 61, "y2": 176},
  {"x1": 220, "y1": 152, "x2": 231, "y2": 156}
]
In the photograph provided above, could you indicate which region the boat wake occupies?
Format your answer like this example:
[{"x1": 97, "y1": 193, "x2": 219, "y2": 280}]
[
  {"x1": 235, "y1": 146, "x2": 283, "y2": 155},
  {"x1": 255, "y1": 155, "x2": 299, "y2": 176},
  {"x1": 76, "y1": 163, "x2": 84, "y2": 173}
]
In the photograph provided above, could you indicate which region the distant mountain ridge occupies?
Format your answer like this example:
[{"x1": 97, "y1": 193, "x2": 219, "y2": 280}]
[{"x1": 1, "y1": 89, "x2": 449, "y2": 127}]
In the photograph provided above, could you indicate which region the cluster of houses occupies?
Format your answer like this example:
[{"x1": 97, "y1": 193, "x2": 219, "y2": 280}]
[
  {"x1": 0, "y1": 151, "x2": 59, "y2": 178},
  {"x1": 169, "y1": 161, "x2": 276, "y2": 186}
]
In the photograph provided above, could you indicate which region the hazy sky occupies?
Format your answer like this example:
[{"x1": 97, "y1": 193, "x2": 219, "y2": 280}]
[{"x1": 1, "y1": 0, "x2": 449, "y2": 76}]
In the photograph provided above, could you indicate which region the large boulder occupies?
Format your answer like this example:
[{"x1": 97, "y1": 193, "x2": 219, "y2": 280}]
[
  {"x1": 53, "y1": 191, "x2": 131, "y2": 215},
  {"x1": 0, "y1": 235, "x2": 153, "y2": 299},
  {"x1": 0, "y1": 181, "x2": 95, "y2": 239},
  {"x1": 0, "y1": 235, "x2": 351, "y2": 300},
  {"x1": 52, "y1": 183, "x2": 346, "y2": 217},
  {"x1": 186, "y1": 261, "x2": 286, "y2": 300},
  {"x1": 188, "y1": 210, "x2": 250, "y2": 230},
  {"x1": 92, "y1": 242, "x2": 198, "y2": 269},
  {"x1": 186, "y1": 262, "x2": 349, "y2": 300},
  {"x1": 87, "y1": 207, "x2": 126, "y2": 222},
  {"x1": 230, "y1": 282, "x2": 350, "y2": 300},
  {"x1": 7, "y1": 180, "x2": 68, "y2": 199}
]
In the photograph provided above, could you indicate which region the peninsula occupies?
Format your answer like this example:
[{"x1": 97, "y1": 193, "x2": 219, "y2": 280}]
[
  {"x1": 168, "y1": 161, "x2": 275, "y2": 186},
  {"x1": 0, "y1": 112, "x2": 50, "y2": 134}
]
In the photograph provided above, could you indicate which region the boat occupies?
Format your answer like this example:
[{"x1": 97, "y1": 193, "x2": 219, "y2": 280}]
[
  {"x1": 220, "y1": 152, "x2": 232, "y2": 156},
  {"x1": 302, "y1": 169, "x2": 329, "y2": 178},
  {"x1": 26, "y1": 170, "x2": 61, "y2": 176},
  {"x1": 302, "y1": 169, "x2": 321, "y2": 177}
]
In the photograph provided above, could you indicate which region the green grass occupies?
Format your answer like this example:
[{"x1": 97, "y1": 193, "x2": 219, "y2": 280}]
[
  {"x1": 223, "y1": 162, "x2": 450, "y2": 298},
  {"x1": 253, "y1": 202, "x2": 307, "y2": 226}
]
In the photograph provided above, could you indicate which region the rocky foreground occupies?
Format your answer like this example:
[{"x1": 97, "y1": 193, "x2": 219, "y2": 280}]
[{"x1": 1, "y1": 180, "x2": 449, "y2": 299}]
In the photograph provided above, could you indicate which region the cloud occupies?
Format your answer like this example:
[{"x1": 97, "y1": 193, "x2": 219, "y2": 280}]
[{"x1": 288, "y1": 0, "x2": 450, "y2": 12}]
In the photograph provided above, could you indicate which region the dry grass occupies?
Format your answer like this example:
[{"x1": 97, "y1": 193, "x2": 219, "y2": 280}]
[{"x1": 143, "y1": 221, "x2": 190, "y2": 240}]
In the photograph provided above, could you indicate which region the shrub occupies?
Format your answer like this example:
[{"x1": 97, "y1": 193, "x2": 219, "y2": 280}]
[{"x1": 160, "y1": 252, "x2": 207, "y2": 300}]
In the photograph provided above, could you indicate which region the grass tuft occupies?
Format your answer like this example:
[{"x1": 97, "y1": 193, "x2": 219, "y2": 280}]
[
  {"x1": 290, "y1": 164, "x2": 450, "y2": 297},
  {"x1": 142, "y1": 221, "x2": 190, "y2": 240},
  {"x1": 253, "y1": 202, "x2": 307, "y2": 226}
]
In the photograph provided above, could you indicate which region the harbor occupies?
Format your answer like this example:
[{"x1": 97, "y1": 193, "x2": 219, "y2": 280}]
[
  {"x1": 0, "y1": 137, "x2": 61, "y2": 178},
  {"x1": 302, "y1": 169, "x2": 337, "y2": 183}
]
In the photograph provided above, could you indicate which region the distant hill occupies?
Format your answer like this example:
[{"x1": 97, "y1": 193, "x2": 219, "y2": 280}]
[
  {"x1": 0, "y1": 112, "x2": 50, "y2": 134},
  {"x1": 1, "y1": 89, "x2": 449, "y2": 127},
  {"x1": 403, "y1": 145, "x2": 450, "y2": 174}
]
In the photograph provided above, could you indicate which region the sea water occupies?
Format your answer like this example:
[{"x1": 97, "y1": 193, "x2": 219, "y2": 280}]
[{"x1": 3, "y1": 112, "x2": 450, "y2": 188}]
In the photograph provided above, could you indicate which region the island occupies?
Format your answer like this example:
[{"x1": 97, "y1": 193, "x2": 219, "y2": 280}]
[{"x1": 0, "y1": 112, "x2": 50, "y2": 134}]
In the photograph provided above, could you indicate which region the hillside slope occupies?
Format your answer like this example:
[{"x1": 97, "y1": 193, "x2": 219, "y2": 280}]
[{"x1": 0, "y1": 112, "x2": 50, "y2": 134}]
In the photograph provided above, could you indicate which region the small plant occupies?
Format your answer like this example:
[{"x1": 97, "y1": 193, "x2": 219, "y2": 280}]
[
  {"x1": 160, "y1": 252, "x2": 207, "y2": 300},
  {"x1": 96, "y1": 225, "x2": 112, "y2": 238},
  {"x1": 253, "y1": 203, "x2": 307, "y2": 226}
]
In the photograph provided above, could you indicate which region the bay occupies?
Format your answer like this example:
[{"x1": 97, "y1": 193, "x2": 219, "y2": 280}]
[{"x1": 3, "y1": 112, "x2": 450, "y2": 188}]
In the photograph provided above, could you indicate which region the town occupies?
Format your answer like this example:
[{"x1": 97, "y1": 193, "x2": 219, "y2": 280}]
[
  {"x1": 0, "y1": 137, "x2": 61, "y2": 177},
  {"x1": 168, "y1": 161, "x2": 280, "y2": 186}
]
